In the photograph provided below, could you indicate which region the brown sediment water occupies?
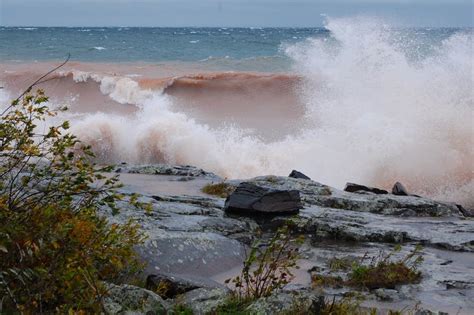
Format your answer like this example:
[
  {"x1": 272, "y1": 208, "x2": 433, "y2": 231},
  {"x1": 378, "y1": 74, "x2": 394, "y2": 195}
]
[{"x1": 1, "y1": 58, "x2": 472, "y2": 208}]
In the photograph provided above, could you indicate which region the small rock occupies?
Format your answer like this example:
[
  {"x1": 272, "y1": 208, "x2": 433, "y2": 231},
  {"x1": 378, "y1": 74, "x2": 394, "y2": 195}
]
[
  {"x1": 442, "y1": 280, "x2": 473, "y2": 290},
  {"x1": 246, "y1": 290, "x2": 320, "y2": 315},
  {"x1": 289, "y1": 170, "x2": 311, "y2": 180},
  {"x1": 439, "y1": 260, "x2": 453, "y2": 266},
  {"x1": 102, "y1": 283, "x2": 168, "y2": 315},
  {"x1": 374, "y1": 288, "x2": 399, "y2": 301},
  {"x1": 224, "y1": 182, "x2": 302, "y2": 215},
  {"x1": 344, "y1": 183, "x2": 388, "y2": 195},
  {"x1": 146, "y1": 272, "x2": 223, "y2": 299},
  {"x1": 392, "y1": 182, "x2": 409, "y2": 196},
  {"x1": 456, "y1": 204, "x2": 474, "y2": 217},
  {"x1": 174, "y1": 287, "x2": 229, "y2": 314}
]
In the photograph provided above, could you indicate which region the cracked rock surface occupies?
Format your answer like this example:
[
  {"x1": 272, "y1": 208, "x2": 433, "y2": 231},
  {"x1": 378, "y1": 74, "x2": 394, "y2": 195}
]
[{"x1": 101, "y1": 166, "x2": 473, "y2": 314}]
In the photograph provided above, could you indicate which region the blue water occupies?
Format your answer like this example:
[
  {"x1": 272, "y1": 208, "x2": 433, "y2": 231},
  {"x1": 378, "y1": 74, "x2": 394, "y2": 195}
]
[
  {"x1": 0, "y1": 27, "x2": 324, "y2": 64},
  {"x1": 0, "y1": 27, "x2": 465, "y2": 70}
]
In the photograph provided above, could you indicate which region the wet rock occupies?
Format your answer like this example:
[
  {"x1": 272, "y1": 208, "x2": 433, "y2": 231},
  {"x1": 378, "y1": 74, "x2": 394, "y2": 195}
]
[
  {"x1": 440, "y1": 260, "x2": 453, "y2": 266},
  {"x1": 114, "y1": 164, "x2": 218, "y2": 178},
  {"x1": 442, "y1": 280, "x2": 473, "y2": 290},
  {"x1": 294, "y1": 206, "x2": 474, "y2": 250},
  {"x1": 289, "y1": 170, "x2": 311, "y2": 180},
  {"x1": 344, "y1": 182, "x2": 388, "y2": 195},
  {"x1": 103, "y1": 193, "x2": 249, "y2": 280},
  {"x1": 146, "y1": 272, "x2": 224, "y2": 299},
  {"x1": 100, "y1": 164, "x2": 474, "y2": 313},
  {"x1": 392, "y1": 181, "x2": 409, "y2": 196},
  {"x1": 224, "y1": 182, "x2": 302, "y2": 215},
  {"x1": 246, "y1": 289, "x2": 320, "y2": 315},
  {"x1": 249, "y1": 176, "x2": 465, "y2": 217},
  {"x1": 175, "y1": 287, "x2": 229, "y2": 315},
  {"x1": 457, "y1": 204, "x2": 474, "y2": 217},
  {"x1": 103, "y1": 283, "x2": 168, "y2": 315},
  {"x1": 138, "y1": 230, "x2": 246, "y2": 276},
  {"x1": 374, "y1": 288, "x2": 399, "y2": 301}
]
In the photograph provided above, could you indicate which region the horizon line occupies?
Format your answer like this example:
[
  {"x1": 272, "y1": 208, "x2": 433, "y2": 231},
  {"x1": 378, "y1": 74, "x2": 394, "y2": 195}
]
[{"x1": 2, "y1": 25, "x2": 471, "y2": 29}]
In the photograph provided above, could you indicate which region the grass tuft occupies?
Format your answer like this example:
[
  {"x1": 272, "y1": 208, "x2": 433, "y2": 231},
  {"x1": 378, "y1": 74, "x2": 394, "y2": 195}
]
[
  {"x1": 202, "y1": 182, "x2": 235, "y2": 198},
  {"x1": 348, "y1": 246, "x2": 423, "y2": 290},
  {"x1": 311, "y1": 246, "x2": 423, "y2": 290}
]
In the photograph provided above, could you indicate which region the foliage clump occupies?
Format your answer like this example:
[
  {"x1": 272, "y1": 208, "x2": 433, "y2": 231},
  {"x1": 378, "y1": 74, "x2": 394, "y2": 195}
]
[
  {"x1": 201, "y1": 182, "x2": 235, "y2": 198},
  {"x1": 0, "y1": 89, "x2": 144, "y2": 313},
  {"x1": 225, "y1": 224, "x2": 304, "y2": 300},
  {"x1": 311, "y1": 246, "x2": 423, "y2": 291},
  {"x1": 348, "y1": 246, "x2": 423, "y2": 289},
  {"x1": 311, "y1": 274, "x2": 345, "y2": 288},
  {"x1": 328, "y1": 256, "x2": 355, "y2": 271},
  {"x1": 284, "y1": 295, "x2": 376, "y2": 315}
]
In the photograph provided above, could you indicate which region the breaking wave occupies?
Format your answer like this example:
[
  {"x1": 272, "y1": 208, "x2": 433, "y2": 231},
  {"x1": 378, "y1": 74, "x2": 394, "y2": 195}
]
[{"x1": 1, "y1": 17, "x2": 473, "y2": 207}]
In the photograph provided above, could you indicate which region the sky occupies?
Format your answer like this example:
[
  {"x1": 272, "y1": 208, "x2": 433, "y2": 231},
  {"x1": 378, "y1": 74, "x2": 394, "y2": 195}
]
[{"x1": 1, "y1": 0, "x2": 473, "y2": 27}]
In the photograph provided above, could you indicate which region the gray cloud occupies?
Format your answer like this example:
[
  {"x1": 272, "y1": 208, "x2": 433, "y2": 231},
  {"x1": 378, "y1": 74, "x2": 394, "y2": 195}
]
[{"x1": 1, "y1": 0, "x2": 472, "y2": 27}]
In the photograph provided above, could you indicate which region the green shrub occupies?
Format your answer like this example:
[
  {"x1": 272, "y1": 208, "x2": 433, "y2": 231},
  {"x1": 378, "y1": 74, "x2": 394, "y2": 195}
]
[
  {"x1": 201, "y1": 182, "x2": 235, "y2": 198},
  {"x1": 328, "y1": 256, "x2": 355, "y2": 271},
  {"x1": 0, "y1": 89, "x2": 145, "y2": 313},
  {"x1": 209, "y1": 296, "x2": 253, "y2": 315},
  {"x1": 170, "y1": 304, "x2": 195, "y2": 315},
  {"x1": 283, "y1": 295, "x2": 376, "y2": 315},
  {"x1": 311, "y1": 246, "x2": 423, "y2": 291},
  {"x1": 225, "y1": 225, "x2": 304, "y2": 300},
  {"x1": 311, "y1": 274, "x2": 344, "y2": 288},
  {"x1": 348, "y1": 246, "x2": 423, "y2": 290}
]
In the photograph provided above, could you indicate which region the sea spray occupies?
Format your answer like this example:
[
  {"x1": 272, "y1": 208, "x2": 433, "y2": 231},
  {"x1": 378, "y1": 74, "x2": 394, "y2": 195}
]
[
  {"x1": 286, "y1": 17, "x2": 473, "y2": 205},
  {"x1": 1, "y1": 18, "x2": 472, "y2": 207},
  {"x1": 63, "y1": 18, "x2": 474, "y2": 207}
]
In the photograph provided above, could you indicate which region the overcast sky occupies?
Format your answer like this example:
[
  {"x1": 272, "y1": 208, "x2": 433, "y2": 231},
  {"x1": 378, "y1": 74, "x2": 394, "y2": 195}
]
[{"x1": 1, "y1": 0, "x2": 472, "y2": 27}]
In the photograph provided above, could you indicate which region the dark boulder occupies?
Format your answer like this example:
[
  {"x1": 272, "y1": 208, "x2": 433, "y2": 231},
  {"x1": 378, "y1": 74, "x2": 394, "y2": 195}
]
[
  {"x1": 457, "y1": 204, "x2": 474, "y2": 217},
  {"x1": 392, "y1": 182, "x2": 409, "y2": 196},
  {"x1": 224, "y1": 182, "x2": 302, "y2": 215},
  {"x1": 288, "y1": 170, "x2": 311, "y2": 180},
  {"x1": 344, "y1": 183, "x2": 388, "y2": 195}
]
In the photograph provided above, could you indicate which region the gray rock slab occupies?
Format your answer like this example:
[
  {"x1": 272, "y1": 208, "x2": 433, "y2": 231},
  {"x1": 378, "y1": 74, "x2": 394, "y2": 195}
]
[
  {"x1": 295, "y1": 206, "x2": 474, "y2": 251},
  {"x1": 248, "y1": 176, "x2": 465, "y2": 217}
]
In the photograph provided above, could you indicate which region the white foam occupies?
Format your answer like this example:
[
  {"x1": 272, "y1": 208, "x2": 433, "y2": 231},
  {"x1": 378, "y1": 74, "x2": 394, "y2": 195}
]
[{"x1": 35, "y1": 17, "x2": 474, "y2": 206}]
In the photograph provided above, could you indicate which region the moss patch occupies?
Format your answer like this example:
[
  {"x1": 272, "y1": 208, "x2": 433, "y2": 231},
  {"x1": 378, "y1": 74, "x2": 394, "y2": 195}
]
[
  {"x1": 311, "y1": 274, "x2": 345, "y2": 288},
  {"x1": 201, "y1": 182, "x2": 235, "y2": 198}
]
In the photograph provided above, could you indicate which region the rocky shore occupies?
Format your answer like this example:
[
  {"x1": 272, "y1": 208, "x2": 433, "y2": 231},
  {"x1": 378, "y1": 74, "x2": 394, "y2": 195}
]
[{"x1": 101, "y1": 164, "x2": 474, "y2": 314}]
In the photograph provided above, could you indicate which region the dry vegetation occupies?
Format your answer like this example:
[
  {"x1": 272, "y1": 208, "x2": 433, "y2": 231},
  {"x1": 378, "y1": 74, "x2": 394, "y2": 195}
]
[
  {"x1": 201, "y1": 182, "x2": 235, "y2": 198},
  {"x1": 312, "y1": 246, "x2": 423, "y2": 291}
]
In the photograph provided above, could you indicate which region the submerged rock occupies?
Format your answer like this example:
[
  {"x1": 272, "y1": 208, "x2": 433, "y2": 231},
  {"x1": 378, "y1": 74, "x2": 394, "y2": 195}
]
[
  {"x1": 224, "y1": 182, "x2": 302, "y2": 215},
  {"x1": 289, "y1": 170, "x2": 311, "y2": 180},
  {"x1": 344, "y1": 182, "x2": 388, "y2": 194}
]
